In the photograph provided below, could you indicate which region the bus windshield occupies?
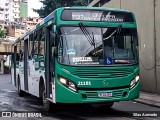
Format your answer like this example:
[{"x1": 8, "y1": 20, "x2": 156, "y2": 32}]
[{"x1": 58, "y1": 26, "x2": 138, "y2": 66}]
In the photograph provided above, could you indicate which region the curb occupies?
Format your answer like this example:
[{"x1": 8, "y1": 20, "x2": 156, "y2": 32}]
[{"x1": 133, "y1": 98, "x2": 160, "y2": 108}]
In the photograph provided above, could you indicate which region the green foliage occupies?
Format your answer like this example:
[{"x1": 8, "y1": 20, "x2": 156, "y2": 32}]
[
  {"x1": 33, "y1": 0, "x2": 88, "y2": 18},
  {"x1": 0, "y1": 27, "x2": 6, "y2": 38}
]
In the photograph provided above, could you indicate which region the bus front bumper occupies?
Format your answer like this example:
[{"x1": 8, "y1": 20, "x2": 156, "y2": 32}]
[{"x1": 56, "y1": 82, "x2": 140, "y2": 103}]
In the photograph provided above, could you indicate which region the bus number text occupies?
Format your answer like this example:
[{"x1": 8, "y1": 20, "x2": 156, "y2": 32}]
[{"x1": 78, "y1": 81, "x2": 91, "y2": 86}]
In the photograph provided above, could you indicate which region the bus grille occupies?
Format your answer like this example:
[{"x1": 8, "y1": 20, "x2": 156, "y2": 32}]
[
  {"x1": 82, "y1": 90, "x2": 128, "y2": 99},
  {"x1": 74, "y1": 68, "x2": 132, "y2": 78}
]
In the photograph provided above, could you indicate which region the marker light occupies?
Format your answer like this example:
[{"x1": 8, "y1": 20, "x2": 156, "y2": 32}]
[{"x1": 130, "y1": 75, "x2": 140, "y2": 89}]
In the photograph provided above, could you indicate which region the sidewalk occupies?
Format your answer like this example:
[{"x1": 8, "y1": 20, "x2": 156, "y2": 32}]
[{"x1": 134, "y1": 91, "x2": 160, "y2": 108}]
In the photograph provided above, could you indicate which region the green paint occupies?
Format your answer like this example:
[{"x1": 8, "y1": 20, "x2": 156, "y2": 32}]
[
  {"x1": 36, "y1": 23, "x2": 40, "y2": 29},
  {"x1": 55, "y1": 60, "x2": 139, "y2": 103},
  {"x1": 54, "y1": 7, "x2": 139, "y2": 103}
]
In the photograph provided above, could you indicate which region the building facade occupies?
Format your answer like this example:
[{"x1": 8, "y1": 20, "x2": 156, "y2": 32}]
[
  {"x1": 1, "y1": 17, "x2": 42, "y2": 38},
  {"x1": 0, "y1": 0, "x2": 28, "y2": 22},
  {"x1": 89, "y1": 0, "x2": 160, "y2": 95},
  {"x1": 26, "y1": 17, "x2": 42, "y2": 30},
  {"x1": 0, "y1": 0, "x2": 21, "y2": 21},
  {"x1": 0, "y1": 7, "x2": 4, "y2": 21},
  {"x1": 0, "y1": 55, "x2": 4, "y2": 74},
  {"x1": 20, "y1": 0, "x2": 28, "y2": 18}
]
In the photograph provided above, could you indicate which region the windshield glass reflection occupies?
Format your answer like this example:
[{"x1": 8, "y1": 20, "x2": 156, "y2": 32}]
[{"x1": 58, "y1": 27, "x2": 138, "y2": 66}]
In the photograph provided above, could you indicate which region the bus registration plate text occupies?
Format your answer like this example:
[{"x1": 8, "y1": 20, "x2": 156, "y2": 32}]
[{"x1": 98, "y1": 92, "x2": 112, "y2": 97}]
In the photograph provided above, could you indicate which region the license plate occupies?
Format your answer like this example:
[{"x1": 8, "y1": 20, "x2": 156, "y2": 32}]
[{"x1": 98, "y1": 92, "x2": 112, "y2": 97}]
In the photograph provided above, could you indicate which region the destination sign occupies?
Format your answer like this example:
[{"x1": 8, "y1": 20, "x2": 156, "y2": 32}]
[{"x1": 61, "y1": 10, "x2": 134, "y2": 22}]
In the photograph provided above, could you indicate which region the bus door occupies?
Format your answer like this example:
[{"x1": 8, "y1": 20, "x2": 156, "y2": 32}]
[
  {"x1": 24, "y1": 36, "x2": 29, "y2": 91},
  {"x1": 13, "y1": 45, "x2": 17, "y2": 86},
  {"x1": 11, "y1": 45, "x2": 17, "y2": 86},
  {"x1": 45, "y1": 24, "x2": 55, "y2": 99}
]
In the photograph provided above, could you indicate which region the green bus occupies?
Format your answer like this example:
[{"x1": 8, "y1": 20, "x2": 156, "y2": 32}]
[{"x1": 11, "y1": 7, "x2": 140, "y2": 111}]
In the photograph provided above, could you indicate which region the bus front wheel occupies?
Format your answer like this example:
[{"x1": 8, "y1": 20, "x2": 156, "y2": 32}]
[
  {"x1": 92, "y1": 102, "x2": 114, "y2": 109},
  {"x1": 42, "y1": 86, "x2": 55, "y2": 112},
  {"x1": 103, "y1": 102, "x2": 114, "y2": 108}
]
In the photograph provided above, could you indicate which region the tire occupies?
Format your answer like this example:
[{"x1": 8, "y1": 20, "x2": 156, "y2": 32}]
[
  {"x1": 39, "y1": 81, "x2": 44, "y2": 104},
  {"x1": 17, "y1": 76, "x2": 25, "y2": 97},
  {"x1": 104, "y1": 102, "x2": 114, "y2": 108},
  {"x1": 42, "y1": 85, "x2": 55, "y2": 112}
]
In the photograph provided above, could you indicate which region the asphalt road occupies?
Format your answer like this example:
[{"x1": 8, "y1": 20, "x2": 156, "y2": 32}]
[{"x1": 0, "y1": 75, "x2": 160, "y2": 120}]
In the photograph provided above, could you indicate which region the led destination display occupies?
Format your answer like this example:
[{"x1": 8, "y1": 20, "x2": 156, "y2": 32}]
[{"x1": 61, "y1": 9, "x2": 134, "y2": 22}]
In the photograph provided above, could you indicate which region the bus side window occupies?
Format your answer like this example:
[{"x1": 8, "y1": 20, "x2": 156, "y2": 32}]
[
  {"x1": 17, "y1": 41, "x2": 22, "y2": 61},
  {"x1": 38, "y1": 27, "x2": 45, "y2": 67},
  {"x1": 19, "y1": 50, "x2": 23, "y2": 61},
  {"x1": 29, "y1": 33, "x2": 34, "y2": 59},
  {"x1": 12, "y1": 45, "x2": 19, "y2": 62},
  {"x1": 38, "y1": 27, "x2": 45, "y2": 56},
  {"x1": 32, "y1": 31, "x2": 39, "y2": 57},
  {"x1": 20, "y1": 40, "x2": 24, "y2": 61},
  {"x1": 16, "y1": 53, "x2": 20, "y2": 61}
]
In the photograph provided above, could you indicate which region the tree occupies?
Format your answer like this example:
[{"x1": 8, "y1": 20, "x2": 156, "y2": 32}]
[
  {"x1": 33, "y1": 0, "x2": 88, "y2": 18},
  {"x1": 0, "y1": 27, "x2": 6, "y2": 38}
]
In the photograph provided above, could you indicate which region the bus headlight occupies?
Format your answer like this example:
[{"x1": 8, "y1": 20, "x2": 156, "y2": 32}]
[
  {"x1": 58, "y1": 77, "x2": 77, "y2": 92},
  {"x1": 130, "y1": 75, "x2": 139, "y2": 89}
]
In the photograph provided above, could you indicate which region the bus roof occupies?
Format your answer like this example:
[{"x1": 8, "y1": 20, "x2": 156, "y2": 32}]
[
  {"x1": 13, "y1": 7, "x2": 133, "y2": 45},
  {"x1": 68, "y1": 6, "x2": 131, "y2": 12}
]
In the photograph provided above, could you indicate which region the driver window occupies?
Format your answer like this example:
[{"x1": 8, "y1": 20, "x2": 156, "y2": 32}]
[{"x1": 58, "y1": 35, "x2": 63, "y2": 62}]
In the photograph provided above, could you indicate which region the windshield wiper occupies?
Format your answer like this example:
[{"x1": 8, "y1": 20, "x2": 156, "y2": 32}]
[
  {"x1": 103, "y1": 24, "x2": 122, "y2": 41},
  {"x1": 103, "y1": 24, "x2": 122, "y2": 58},
  {"x1": 114, "y1": 24, "x2": 122, "y2": 45},
  {"x1": 79, "y1": 22, "x2": 97, "y2": 56},
  {"x1": 79, "y1": 22, "x2": 95, "y2": 46},
  {"x1": 113, "y1": 25, "x2": 122, "y2": 58}
]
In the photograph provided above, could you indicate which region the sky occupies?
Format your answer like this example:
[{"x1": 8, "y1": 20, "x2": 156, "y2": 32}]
[{"x1": 28, "y1": 0, "x2": 42, "y2": 17}]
